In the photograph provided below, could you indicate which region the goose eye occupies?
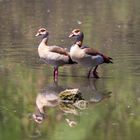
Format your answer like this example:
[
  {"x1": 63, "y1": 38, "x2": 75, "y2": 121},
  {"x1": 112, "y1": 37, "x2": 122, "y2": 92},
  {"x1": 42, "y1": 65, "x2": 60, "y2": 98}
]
[
  {"x1": 41, "y1": 29, "x2": 46, "y2": 32},
  {"x1": 75, "y1": 30, "x2": 79, "y2": 33}
]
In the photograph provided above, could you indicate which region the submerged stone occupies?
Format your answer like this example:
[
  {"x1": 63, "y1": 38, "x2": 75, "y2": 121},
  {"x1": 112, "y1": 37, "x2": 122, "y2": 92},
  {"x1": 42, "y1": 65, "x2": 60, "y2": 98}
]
[{"x1": 59, "y1": 89, "x2": 84, "y2": 103}]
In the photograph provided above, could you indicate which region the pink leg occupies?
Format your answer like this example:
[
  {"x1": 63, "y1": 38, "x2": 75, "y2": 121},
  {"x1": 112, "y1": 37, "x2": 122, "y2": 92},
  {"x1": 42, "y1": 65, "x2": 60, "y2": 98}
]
[
  {"x1": 93, "y1": 65, "x2": 99, "y2": 78},
  {"x1": 53, "y1": 67, "x2": 58, "y2": 82}
]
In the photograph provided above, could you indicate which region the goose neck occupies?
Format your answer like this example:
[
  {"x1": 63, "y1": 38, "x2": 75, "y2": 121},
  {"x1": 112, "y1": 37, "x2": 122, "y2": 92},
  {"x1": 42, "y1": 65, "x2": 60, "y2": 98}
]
[
  {"x1": 75, "y1": 32, "x2": 84, "y2": 47},
  {"x1": 41, "y1": 33, "x2": 49, "y2": 45}
]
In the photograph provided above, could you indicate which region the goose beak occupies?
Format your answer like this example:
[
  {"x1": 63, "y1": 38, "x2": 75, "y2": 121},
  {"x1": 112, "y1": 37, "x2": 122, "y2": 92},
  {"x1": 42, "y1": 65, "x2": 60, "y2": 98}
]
[
  {"x1": 35, "y1": 33, "x2": 40, "y2": 37},
  {"x1": 69, "y1": 33, "x2": 74, "y2": 38},
  {"x1": 32, "y1": 112, "x2": 46, "y2": 124}
]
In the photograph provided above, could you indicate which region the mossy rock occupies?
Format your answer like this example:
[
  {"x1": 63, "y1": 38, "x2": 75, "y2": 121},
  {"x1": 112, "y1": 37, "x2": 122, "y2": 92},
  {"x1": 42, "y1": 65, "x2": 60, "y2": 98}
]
[{"x1": 59, "y1": 89, "x2": 84, "y2": 103}]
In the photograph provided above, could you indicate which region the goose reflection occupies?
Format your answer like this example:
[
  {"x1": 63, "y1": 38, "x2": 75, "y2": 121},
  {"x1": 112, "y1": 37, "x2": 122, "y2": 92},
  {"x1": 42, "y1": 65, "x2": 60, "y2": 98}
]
[
  {"x1": 32, "y1": 79, "x2": 111, "y2": 127},
  {"x1": 78, "y1": 79, "x2": 112, "y2": 103},
  {"x1": 32, "y1": 82, "x2": 64, "y2": 123}
]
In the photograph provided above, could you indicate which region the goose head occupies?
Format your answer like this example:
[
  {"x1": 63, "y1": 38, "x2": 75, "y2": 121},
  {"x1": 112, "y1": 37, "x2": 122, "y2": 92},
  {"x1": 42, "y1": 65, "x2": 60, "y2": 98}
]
[
  {"x1": 69, "y1": 29, "x2": 81, "y2": 38},
  {"x1": 69, "y1": 29, "x2": 84, "y2": 46},
  {"x1": 32, "y1": 112, "x2": 45, "y2": 124},
  {"x1": 35, "y1": 28, "x2": 49, "y2": 38}
]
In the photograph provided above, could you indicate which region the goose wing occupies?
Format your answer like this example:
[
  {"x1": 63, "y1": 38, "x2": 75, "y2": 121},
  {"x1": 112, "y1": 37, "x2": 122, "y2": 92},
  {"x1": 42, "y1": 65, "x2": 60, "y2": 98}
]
[
  {"x1": 84, "y1": 47, "x2": 113, "y2": 63},
  {"x1": 49, "y1": 46, "x2": 69, "y2": 56}
]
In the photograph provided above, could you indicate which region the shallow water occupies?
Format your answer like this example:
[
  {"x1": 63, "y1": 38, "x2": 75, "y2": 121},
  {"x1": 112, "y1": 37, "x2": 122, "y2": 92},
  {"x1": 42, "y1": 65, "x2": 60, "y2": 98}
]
[{"x1": 0, "y1": 0, "x2": 140, "y2": 140}]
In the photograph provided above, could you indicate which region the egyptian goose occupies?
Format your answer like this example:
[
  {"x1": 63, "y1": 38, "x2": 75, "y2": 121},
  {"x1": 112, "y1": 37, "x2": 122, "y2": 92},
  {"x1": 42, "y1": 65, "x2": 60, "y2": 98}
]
[
  {"x1": 69, "y1": 29, "x2": 113, "y2": 78},
  {"x1": 35, "y1": 28, "x2": 76, "y2": 82}
]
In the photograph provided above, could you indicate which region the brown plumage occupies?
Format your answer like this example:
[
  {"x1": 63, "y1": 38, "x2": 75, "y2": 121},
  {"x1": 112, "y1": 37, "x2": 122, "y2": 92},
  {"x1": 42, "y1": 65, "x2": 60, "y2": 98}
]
[
  {"x1": 35, "y1": 28, "x2": 76, "y2": 82},
  {"x1": 84, "y1": 48, "x2": 113, "y2": 63},
  {"x1": 69, "y1": 29, "x2": 113, "y2": 78}
]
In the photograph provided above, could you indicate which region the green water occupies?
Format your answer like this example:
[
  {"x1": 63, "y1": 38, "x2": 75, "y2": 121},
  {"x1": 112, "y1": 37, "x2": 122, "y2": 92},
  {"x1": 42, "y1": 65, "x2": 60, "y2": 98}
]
[{"x1": 0, "y1": 0, "x2": 140, "y2": 140}]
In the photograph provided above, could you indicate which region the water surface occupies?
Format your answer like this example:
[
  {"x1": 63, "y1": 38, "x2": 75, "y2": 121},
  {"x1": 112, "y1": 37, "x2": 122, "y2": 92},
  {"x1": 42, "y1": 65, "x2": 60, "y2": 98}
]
[{"x1": 0, "y1": 0, "x2": 140, "y2": 140}]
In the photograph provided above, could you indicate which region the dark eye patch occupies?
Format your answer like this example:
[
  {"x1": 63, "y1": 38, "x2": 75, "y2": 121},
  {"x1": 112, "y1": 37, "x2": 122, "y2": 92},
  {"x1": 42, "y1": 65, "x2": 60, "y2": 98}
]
[
  {"x1": 74, "y1": 29, "x2": 80, "y2": 33},
  {"x1": 40, "y1": 29, "x2": 46, "y2": 32}
]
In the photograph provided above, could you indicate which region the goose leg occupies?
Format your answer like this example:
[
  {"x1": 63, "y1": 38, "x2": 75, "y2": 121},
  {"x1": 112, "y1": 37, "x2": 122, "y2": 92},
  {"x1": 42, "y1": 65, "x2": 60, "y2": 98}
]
[
  {"x1": 53, "y1": 67, "x2": 58, "y2": 82},
  {"x1": 87, "y1": 68, "x2": 92, "y2": 78},
  {"x1": 93, "y1": 65, "x2": 99, "y2": 78}
]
